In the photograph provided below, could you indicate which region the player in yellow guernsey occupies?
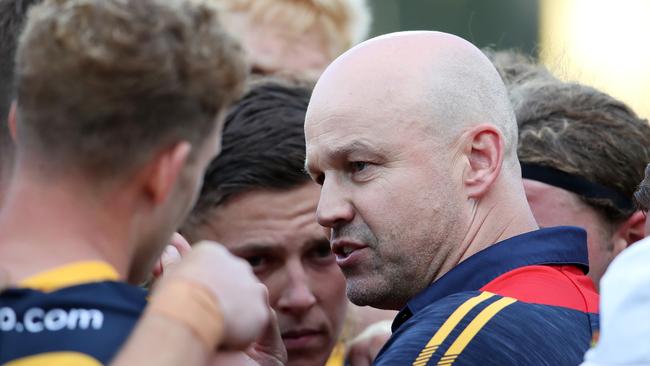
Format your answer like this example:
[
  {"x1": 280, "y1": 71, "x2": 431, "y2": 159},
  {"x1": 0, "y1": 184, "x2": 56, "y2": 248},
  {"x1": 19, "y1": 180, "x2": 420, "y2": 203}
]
[{"x1": 0, "y1": 0, "x2": 249, "y2": 364}]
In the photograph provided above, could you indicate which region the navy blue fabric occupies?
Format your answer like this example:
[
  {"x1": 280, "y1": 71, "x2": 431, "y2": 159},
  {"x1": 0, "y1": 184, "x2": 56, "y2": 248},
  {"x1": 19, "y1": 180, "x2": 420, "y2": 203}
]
[
  {"x1": 0, "y1": 282, "x2": 147, "y2": 364},
  {"x1": 392, "y1": 226, "x2": 589, "y2": 332},
  {"x1": 375, "y1": 291, "x2": 597, "y2": 366}
]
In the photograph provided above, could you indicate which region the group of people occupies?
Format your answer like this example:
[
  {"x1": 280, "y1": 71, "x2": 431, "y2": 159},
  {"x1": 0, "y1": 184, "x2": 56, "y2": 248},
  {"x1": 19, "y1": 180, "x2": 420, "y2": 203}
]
[{"x1": 0, "y1": 0, "x2": 649, "y2": 365}]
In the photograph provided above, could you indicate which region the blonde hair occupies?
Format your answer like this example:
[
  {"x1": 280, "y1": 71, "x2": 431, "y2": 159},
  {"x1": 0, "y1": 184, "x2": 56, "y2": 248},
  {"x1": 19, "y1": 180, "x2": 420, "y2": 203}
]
[{"x1": 217, "y1": 0, "x2": 370, "y2": 58}]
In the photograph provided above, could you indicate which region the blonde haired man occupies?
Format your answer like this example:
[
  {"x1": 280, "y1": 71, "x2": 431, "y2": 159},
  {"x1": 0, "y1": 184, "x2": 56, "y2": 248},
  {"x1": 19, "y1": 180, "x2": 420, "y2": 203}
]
[{"x1": 216, "y1": 0, "x2": 371, "y2": 78}]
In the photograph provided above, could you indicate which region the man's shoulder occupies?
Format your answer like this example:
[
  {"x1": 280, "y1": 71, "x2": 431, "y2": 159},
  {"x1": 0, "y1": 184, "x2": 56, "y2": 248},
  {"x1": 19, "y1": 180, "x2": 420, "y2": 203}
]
[
  {"x1": 374, "y1": 291, "x2": 595, "y2": 366},
  {"x1": 0, "y1": 281, "x2": 147, "y2": 365}
]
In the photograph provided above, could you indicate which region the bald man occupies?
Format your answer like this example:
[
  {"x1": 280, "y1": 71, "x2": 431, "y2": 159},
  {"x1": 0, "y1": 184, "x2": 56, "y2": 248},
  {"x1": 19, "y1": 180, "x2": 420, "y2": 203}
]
[{"x1": 304, "y1": 31, "x2": 599, "y2": 365}]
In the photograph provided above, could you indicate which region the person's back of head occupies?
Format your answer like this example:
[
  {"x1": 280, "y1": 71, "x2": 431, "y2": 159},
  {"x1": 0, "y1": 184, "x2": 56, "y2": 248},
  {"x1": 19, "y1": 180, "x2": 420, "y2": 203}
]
[
  {"x1": 216, "y1": 0, "x2": 371, "y2": 77},
  {"x1": 16, "y1": 0, "x2": 245, "y2": 179},
  {"x1": 7, "y1": 0, "x2": 246, "y2": 283},
  {"x1": 512, "y1": 79, "x2": 650, "y2": 283},
  {"x1": 0, "y1": 0, "x2": 43, "y2": 200}
]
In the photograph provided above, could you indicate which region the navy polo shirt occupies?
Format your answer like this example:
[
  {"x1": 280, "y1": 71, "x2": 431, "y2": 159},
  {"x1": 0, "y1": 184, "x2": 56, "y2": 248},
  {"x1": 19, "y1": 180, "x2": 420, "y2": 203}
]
[{"x1": 373, "y1": 227, "x2": 599, "y2": 366}]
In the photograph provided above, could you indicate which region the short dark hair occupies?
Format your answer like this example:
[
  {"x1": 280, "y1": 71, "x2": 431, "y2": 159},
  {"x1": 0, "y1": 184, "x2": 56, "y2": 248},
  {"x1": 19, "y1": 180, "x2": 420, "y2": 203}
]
[
  {"x1": 514, "y1": 80, "x2": 650, "y2": 222},
  {"x1": 0, "y1": 0, "x2": 43, "y2": 184},
  {"x1": 184, "y1": 79, "x2": 313, "y2": 230},
  {"x1": 15, "y1": 0, "x2": 246, "y2": 178}
]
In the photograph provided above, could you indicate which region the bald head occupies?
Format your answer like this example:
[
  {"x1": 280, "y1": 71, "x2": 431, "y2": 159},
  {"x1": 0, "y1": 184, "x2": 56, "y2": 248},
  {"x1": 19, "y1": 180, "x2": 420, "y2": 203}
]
[
  {"x1": 304, "y1": 32, "x2": 534, "y2": 308},
  {"x1": 306, "y1": 31, "x2": 517, "y2": 164}
]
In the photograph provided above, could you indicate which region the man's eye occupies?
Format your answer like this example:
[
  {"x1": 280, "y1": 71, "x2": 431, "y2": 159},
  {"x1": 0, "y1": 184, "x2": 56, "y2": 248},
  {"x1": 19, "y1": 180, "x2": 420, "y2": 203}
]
[
  {"x1": 350, "y1": 161, "x2": 369, "y2": 172},
  {"x1": 246, "y1": 255, "x2": 266, "y2": 268}
]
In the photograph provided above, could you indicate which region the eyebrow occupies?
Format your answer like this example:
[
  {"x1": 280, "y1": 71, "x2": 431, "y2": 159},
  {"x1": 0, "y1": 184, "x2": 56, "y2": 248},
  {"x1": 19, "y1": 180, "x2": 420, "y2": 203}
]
[
  {"x1": 305, "y1": 140, "x2": 381, "y2": 174},
  {"x1": 229, "y1": 242, "x2": 284, "y2": 256}
]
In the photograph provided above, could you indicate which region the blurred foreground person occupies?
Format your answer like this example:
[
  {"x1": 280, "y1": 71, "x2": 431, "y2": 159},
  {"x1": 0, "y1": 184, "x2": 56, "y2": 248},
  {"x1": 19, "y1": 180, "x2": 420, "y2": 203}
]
[
  {"x1": 0, "y1": 0, "x2": 271, "y2": 364},
  {"x1": 216, "y1": 0, "x2": 370, "y2": 78},
  {"x1": 304, "y1": 31, "x2": 599, "y2": 365},
  {"x1": 581, "y1": 165, "x2": 650, "y2": 366},
  {"x1": 183, "y1": 80, "x2": 349, "y2": 366},
  {"x1": 490, "y1": 51, "x2": 650, "y2": 287}
]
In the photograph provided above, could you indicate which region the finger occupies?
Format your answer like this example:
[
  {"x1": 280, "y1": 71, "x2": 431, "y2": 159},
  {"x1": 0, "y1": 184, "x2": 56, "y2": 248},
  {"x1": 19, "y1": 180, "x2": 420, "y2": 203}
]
[
  {"x1": 170, "y1": 232, "x2": 192, "y2": 256},
  {"x1": 161, "y1": 244, "x2": 182, "y2": 269}
]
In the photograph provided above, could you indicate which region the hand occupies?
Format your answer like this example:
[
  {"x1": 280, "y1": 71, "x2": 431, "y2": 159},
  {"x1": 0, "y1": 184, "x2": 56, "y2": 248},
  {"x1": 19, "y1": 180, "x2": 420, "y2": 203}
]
[
  {"x1": 160, "y1": 241, "x2": 270, "y2": 349},
  {"x1": 209, "y1": 307, "x2": 287, "y2": 366},
  {"x1": 151, "y1": 232, "x2": 192, "y2": 278},
  {"x1": 245, "y1": 307, "x2": 287, "y2": 366},
  {"x1": 346, "y1": 321, "x2": 392, "y2": 366}
]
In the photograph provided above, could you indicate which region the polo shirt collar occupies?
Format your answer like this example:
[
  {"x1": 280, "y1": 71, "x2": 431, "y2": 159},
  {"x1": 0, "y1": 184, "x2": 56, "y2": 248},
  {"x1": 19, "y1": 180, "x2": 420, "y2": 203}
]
[{"x1": 392, "y1": 226, "x2": 588, "y2": 331}]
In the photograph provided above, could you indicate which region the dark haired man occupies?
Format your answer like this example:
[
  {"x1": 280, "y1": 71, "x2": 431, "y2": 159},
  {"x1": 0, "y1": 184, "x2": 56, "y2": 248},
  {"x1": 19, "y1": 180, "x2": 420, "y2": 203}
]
[
  {"x1": 182, "y1": 79, "x2": 349, "y2": 366},
  {"x1": 0, "y1": 0, "x2": 269, "y2": 364}
]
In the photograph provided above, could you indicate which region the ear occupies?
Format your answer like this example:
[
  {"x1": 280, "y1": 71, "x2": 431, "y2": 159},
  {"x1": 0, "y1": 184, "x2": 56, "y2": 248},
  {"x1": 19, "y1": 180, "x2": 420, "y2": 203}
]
[
  {"x1": 8, "y1": 101, "x2": 17, "y2": 141},
  {"x1": 143, "y1": 141, "x2": 192, "y2": 205},
  {"x1": 462, "y1": 124, "x2": 504, "y2": 199},
  {"x1": 611, "y1": 210, "x2": 646, "y2": 254}
]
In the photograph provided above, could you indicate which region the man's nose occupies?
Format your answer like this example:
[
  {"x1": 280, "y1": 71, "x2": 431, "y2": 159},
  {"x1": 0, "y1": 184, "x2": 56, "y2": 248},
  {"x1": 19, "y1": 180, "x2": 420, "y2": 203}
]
[
  {"x1": 277, "y1": 263, "x2": 317, "y2": 315},
  {"x1": 317, "y1": 176, "x2": 355, "y2": 229}
]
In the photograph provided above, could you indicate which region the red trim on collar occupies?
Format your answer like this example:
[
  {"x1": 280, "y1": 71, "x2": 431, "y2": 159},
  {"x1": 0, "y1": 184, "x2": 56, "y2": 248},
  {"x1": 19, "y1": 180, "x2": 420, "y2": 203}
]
[{"x1": 480, "y1": 265, "x2": 599, "y2": 313}]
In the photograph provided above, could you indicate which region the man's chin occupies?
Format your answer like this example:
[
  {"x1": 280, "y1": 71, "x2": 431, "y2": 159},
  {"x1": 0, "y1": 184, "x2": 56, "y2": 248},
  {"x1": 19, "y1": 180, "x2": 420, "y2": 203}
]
[{"x1": 286, "y1": 350, "x2": 331, "y2": 366}]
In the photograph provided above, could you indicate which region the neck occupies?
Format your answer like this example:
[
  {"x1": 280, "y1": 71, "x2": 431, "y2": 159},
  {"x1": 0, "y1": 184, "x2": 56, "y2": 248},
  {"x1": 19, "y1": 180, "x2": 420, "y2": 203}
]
[
  {"x1": 0, "y1": 165, "x2": 136, "y2": 284},
  {"x1": 433, "y1": 177, "x2": 539, "y2": 283}
]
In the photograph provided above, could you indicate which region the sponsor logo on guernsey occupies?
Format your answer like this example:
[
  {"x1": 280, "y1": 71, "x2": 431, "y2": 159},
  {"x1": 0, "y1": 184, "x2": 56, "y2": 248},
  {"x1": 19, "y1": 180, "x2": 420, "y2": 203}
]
[{"x1": 0, "y1": 307, "x2": 104, "y2": 333}]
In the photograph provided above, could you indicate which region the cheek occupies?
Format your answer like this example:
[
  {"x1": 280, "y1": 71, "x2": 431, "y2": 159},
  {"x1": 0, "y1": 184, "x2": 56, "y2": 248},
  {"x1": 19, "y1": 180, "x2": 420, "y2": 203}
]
[
  {"x1": 313, "y1": 265, "x2": 348, "y2": 326},
  {"x1": 258, "y1": 270, "x2": 285, "y2": 307}
]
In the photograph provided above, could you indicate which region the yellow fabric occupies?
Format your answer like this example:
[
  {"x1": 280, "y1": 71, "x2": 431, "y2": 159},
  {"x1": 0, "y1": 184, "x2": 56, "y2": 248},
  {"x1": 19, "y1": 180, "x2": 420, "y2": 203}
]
[
  {"x1": 18, "y1": 261, "x2": 119, "y2": 292},
  {"x1": 3, "y1": 352, "x2": 102, "y2": 366},
  {"x1": 325, "y1": 342, "x2": 346, "y2": 366},
  {"x1": 412, "y1": 292, "x2": 495, "y2": 366},
  {"x1": 436, "y1": 297, "x2": 517, "y2": 366}
]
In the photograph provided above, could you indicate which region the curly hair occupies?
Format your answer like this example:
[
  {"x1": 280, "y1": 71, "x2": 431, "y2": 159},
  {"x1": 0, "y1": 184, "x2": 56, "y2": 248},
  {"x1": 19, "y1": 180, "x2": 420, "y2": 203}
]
[{"x1": 16, "y1": 0, "x2": 246, "y2": 178}]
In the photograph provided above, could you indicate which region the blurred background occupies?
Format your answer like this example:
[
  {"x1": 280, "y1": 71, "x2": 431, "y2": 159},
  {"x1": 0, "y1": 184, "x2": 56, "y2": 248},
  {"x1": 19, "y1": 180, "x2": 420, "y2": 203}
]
[{"x1": 368, "y1": 0, "x2": 650, "y2": 119}]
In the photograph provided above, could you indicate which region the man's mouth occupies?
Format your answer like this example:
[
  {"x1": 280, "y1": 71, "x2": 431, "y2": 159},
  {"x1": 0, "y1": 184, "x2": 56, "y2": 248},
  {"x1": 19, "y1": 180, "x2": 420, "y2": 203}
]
[
  {"x1": 281, "y1": 328, "x2": 326, "y2": 350},
  {"x1": 331, "y1": 240, "x2": 368, "y2": 261}
]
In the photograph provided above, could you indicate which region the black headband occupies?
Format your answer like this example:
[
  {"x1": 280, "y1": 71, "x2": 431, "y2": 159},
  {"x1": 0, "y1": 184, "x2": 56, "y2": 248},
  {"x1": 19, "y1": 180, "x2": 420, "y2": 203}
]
[{"x1": 521, "y1": 163, "x2": 634, "y2": 212}]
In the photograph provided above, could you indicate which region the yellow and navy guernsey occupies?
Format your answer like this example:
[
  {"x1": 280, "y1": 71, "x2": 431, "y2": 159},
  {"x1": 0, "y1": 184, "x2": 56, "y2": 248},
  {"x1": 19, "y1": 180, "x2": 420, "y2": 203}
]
[
  {"x1": 373, "y1": 227, "x2": 600, "y2": 366},
  {"x1": 0, "y1": 262, "x2": 147, "y2": 365}
]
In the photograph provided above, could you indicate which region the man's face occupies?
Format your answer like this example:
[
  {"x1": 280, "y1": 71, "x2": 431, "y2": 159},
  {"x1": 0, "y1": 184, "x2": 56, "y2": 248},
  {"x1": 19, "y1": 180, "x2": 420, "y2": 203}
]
[
  {"x1": 222, "y1": 11, "x2": 331, "y2": 78},
  {"x1": 305, "y1": 78, "x2": 465, "y2": 310},
  {"x1": 523, "y1": 179, "x2": 616, "y2": 286},
  {"x1": 195, "y1": 183, "x2": 347, "y2": 366}
]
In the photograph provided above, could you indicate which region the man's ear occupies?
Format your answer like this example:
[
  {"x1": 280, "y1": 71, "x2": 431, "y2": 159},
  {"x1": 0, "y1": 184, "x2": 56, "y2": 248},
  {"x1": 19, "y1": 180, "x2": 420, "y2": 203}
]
[
  {"x1": 462, "y1": 124, "x2": 504, "y2": 199},
  {"x1": 8, "y1": 101, "x2": 17, "y2": 141},
  {"x1": 611, "y1": 210, "x2": 646, "y2": 255},
  {"x1": 142, "y1": 141, "x2": 192, "y2": 205}
]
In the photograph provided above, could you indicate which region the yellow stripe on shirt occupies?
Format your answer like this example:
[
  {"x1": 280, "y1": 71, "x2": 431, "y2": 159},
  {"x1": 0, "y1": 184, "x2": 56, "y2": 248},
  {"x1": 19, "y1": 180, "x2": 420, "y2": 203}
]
[
  {"x1": 3, "y1": 352, "x2": 102, "y2": 366},
  {"x1": 412, "y1": 292, "x2": 495, "y2": 366},
  {"x1": 436, "y1": 297, "x2": 517, "y2": 366},
  {"x1": 18, "y1": 261, "x2": 119, "y2": 292}
]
